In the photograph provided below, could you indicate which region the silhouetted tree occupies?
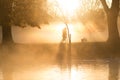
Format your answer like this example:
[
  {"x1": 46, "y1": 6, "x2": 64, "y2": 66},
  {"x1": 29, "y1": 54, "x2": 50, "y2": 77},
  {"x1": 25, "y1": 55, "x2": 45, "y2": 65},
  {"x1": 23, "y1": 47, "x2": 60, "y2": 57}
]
[
  {"x1": 78, "y1": 0, "x2": 120, "y2": 43},
  {"x1": 100, "y1": 0, "x2": 120, "y2": 43},
  {"x1": 13, "y1": 0, "x2": 50, "y2": 27},
  {"x1": 0, "y1": 0, "x2": 50, "y2": 44},
  {"x1": 0, "y1": 0, "x2": 14, "y2": 44}
]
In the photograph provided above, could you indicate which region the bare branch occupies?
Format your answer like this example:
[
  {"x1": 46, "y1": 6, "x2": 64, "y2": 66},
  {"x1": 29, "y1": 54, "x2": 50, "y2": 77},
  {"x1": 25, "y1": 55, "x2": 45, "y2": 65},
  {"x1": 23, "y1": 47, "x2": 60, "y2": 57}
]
[{"x1": 100, "y1": 0, "x2": 109, "y2": 13}]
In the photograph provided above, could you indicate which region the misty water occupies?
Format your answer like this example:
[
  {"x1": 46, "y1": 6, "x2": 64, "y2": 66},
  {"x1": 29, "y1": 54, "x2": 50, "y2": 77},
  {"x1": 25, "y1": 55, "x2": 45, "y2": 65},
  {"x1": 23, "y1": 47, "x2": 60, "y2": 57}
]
[
  {"x1": 0, "y1": 59, "x2": 113, "y2": 80},
  {"x1": 13, "y1": 61, "x2": 109, "y2": 80},
  {"x1": 0, "y1": 43, "x2": 120, "y2": 80}
]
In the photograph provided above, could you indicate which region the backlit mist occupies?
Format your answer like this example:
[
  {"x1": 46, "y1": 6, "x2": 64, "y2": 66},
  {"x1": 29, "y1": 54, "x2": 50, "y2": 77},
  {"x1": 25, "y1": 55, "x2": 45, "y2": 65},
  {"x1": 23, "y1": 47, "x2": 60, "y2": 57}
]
[{"x1": 0, "y1": 0, "x2": 120, "y2": 80}]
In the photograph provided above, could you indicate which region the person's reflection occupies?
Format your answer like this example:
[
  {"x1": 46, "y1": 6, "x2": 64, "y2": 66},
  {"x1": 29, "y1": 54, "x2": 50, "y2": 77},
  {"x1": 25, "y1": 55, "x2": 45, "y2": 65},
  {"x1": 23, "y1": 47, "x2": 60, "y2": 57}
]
[
  {"x1": 57, "y1": 27, "x2": 67, "y2": 69},
  {"x1": 57, "y1": 42, "x2": 66, "y2": 69}
]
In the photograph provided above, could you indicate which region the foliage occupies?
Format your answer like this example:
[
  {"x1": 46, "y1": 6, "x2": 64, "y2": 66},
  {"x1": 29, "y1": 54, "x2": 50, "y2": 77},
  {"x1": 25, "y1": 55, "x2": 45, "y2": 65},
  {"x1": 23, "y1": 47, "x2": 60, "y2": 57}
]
[
  {"x1": 0, "y1": 0, "x2": 51, "y2": 28},
  {"x1": 12, "y1": 0, "x2": 51, "y2": 28},
  {"x1": 80, "y1": 9, "x2": 107, "y2": 32}
]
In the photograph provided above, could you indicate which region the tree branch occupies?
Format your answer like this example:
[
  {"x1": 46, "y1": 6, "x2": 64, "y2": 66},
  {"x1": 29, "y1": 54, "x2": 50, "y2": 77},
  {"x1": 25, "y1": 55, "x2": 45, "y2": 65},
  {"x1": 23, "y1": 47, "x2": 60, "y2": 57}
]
[{"x1": 100, "y1": 0, "x2": 109, "y2": 13}]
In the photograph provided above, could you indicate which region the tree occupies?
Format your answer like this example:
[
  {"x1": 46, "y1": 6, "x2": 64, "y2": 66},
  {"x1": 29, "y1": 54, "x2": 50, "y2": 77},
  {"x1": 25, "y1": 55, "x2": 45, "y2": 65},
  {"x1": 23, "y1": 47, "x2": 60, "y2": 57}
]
[
  {"x1": 0, "y1": 0, "x2": 14, "y2": 44},
  {"x1": 78, "y1": 0, "x2": 120, "y2": 43},
  {"x1": 12, "y1": 0, "x2": 50, "y2": 27},
  {"x1": 99, "y1": 1, "x2": 120, "y2": 80},
  {"x1": 0, "y1": 0, "x2": 50, "y2": 44},
  {"x1": 100, "y1": 0, "x2": 120, "y2": 43}
]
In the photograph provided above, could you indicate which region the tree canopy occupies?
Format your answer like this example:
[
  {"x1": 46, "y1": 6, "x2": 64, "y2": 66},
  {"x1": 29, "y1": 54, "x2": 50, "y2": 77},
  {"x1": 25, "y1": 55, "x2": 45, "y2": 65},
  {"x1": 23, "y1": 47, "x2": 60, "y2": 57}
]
[
  {"x1": 0, "y1": 0, "x2": 51, "y2": 28},
  {"x1": 0, "y1": 0, "x2": 52, "y2": 44}
]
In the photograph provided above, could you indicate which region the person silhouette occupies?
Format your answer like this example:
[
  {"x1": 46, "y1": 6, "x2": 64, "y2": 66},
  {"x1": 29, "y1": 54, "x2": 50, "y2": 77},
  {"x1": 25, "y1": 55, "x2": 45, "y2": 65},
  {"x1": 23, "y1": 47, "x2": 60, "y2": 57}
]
[{"x1": 62, "y1": 27, "x2": 67, "y2": 42}]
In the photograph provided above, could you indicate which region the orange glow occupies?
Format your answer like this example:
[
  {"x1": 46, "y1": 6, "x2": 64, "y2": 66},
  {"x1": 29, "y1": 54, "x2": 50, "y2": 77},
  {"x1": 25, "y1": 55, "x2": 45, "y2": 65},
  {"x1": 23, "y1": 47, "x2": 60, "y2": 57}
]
[
  {"x1": 13, "y1": 65, "x2": 108, "y2": 80},
  {"x1": 48, "y1": 0, "x2": 81, "y2": 18},
  {"x1": 13, "y1": 21, "x2": 107, "y2": 43},
  {"x1": 56, "y1": 0, "x2": 80, "y2": 16},
  {"x1": 13, "y1": 66, "x2": 87, "y2": 80},
  {"x1": 56, "y1": 23, "x2": 74, "y2": 35}
]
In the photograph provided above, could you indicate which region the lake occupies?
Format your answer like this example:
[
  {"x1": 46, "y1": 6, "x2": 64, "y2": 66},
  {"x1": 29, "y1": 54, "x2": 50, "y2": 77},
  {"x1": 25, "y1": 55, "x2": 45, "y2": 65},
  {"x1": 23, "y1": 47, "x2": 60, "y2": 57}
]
[{"x1": 0, "y1": 60, "x2": 111, "y2": 80}]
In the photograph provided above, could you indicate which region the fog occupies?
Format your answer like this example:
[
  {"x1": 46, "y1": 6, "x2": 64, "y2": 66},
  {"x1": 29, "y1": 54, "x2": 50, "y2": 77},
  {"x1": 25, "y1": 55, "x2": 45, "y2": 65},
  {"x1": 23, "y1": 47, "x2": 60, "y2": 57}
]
[
  {"x1": 0, "y1": 42, "x2": 110, "y2": 80},
  {"x1": 0, "y1": 21, "x2": 109, "y2": 44},
  {"x1": 0, "y1": 0, "x2": 120, "y2": 80},
  {"x1": 0, "y1": 7, "x2": 120, "y2": 80}
]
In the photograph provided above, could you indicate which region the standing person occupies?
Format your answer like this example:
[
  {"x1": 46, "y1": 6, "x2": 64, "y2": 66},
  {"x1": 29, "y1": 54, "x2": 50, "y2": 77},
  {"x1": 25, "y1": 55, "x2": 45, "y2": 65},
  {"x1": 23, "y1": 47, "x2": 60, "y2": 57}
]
[{"x1": 62, "y1": 27, "x2": 67, "y2": 42}]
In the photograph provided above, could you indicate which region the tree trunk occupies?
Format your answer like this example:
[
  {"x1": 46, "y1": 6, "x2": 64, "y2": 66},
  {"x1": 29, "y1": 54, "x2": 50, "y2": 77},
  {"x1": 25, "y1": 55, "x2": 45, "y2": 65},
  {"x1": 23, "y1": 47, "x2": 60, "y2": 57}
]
[
  {"x1": 2, "y1": 25, "x2": 14, "y2": 44},
  {"x1": 107, "y1": 12, "x2": 119, "y2": 44}
]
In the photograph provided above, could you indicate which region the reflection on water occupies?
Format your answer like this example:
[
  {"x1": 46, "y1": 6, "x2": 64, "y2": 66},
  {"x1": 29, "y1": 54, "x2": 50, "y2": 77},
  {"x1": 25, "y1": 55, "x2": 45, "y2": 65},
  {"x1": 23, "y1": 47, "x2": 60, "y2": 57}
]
[{"x1": 4, "y1": 61, "x2": 108, "y2": 80}]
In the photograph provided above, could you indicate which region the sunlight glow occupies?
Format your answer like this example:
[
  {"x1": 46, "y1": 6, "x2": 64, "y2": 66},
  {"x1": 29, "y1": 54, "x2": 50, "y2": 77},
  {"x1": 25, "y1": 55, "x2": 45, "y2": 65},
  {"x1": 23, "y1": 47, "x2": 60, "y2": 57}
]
[
  {"x1": 14, "y1": 65, "x2": 106, "y2": 80},
  {"x1": 48, "y1": 0, "x2": 80, "y2": 18},
  {"x1": 67, "y1": 24, "x2": 74, "y2": 35},
  {"x1": 13, "y1": 66, "x2": 86, "y2": 80},
  {"x1": 56, "y1": 0, "x2": 80, "y2": 16},
  {"x1": 71, "y1": 68, "x2": 78, "y2": 80},
  {"x1": 56, "y1": 23, "x2": 74, "y2": 35}
]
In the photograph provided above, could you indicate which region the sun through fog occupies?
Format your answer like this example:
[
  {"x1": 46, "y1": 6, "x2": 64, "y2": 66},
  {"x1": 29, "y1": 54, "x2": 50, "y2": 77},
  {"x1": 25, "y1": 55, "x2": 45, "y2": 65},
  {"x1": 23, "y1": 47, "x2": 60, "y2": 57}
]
[
  {"x1": 12, "y1": 0, "x2": 111, "y2": 43},
  {"x1": 54, "y1": 0, "x2": 80, "y2": 17}
]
